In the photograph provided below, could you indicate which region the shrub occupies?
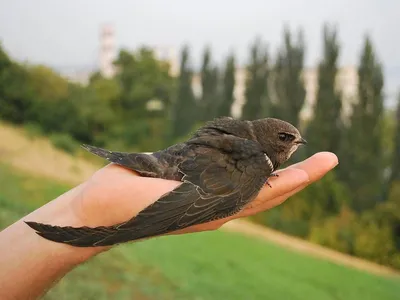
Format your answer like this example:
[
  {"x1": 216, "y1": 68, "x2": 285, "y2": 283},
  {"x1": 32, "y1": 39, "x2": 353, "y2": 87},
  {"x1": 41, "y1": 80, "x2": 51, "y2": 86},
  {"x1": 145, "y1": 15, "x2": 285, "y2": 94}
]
[{"x1": 49, "y1": 133, "x2": 79, "y2": 154}]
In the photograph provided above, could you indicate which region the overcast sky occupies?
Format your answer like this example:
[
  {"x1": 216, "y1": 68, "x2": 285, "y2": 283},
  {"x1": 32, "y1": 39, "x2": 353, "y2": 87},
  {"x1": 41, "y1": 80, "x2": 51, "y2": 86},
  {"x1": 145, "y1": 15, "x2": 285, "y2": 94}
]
[{"x1": 1, "y1": 0, "x2": 399, "y2": 102}]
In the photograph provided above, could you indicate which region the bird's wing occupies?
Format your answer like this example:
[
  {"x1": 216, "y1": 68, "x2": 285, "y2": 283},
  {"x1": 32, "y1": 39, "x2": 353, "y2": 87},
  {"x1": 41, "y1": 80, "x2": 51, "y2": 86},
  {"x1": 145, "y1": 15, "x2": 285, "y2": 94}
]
[
  {"x1": 99, "y1": 141, "x2": 272, "y2": 244},
  {"x1": 26, "y1": 138, "x2": 273, "y2": 247}
]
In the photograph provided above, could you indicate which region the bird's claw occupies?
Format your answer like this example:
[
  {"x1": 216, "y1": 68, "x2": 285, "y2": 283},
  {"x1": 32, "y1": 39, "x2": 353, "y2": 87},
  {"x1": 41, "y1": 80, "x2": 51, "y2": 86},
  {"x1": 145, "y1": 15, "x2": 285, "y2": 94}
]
[{"x1": 265, "y1": 173, "x2": 279, "y2": 188}]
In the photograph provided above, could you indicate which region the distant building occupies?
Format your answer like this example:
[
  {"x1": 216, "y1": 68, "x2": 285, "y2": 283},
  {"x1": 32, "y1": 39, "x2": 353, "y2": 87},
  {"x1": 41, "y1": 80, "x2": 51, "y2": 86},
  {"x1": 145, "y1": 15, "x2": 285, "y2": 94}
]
[
  {"x1": 191, "y1": 65, "x2": 358, "y2": 119},
  {"x1": 63, "y1": 69, "x2": 91, "y2": 85},
  {"x1": 191, "y1": 68, "x2": 246, "y2": 118},
  {"x1": 232, "y1": 68, "x2": 247, "y2": 118},
  {"x1": 153, "y1": 46, "x2": 179, "y2": 77},
  {"x1": 99, "y1": 24, "x2": 116, "y2": 78},
  {"x1": 301, "y1": 66, "x2": 358, "y2": 120},
  {"x1": 56, "y1": 65, "x2": 94, "y2": 86}
]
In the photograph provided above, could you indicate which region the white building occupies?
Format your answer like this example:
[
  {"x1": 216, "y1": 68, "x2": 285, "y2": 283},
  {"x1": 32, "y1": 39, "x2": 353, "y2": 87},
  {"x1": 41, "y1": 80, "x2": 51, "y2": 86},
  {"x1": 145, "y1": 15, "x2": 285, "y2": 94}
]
[
  {"x1": 153, "y1": 46, "x2": 180, "y2": 77},
  {"x1": 191, "y1": 65, "x2": 358, "y2": 119},
  {"x1": 99, "y1": 24, "x2": 116, "y2": 78},
  {"x1": 301, "y1": 66, "x2": 358, "y2": 120}
]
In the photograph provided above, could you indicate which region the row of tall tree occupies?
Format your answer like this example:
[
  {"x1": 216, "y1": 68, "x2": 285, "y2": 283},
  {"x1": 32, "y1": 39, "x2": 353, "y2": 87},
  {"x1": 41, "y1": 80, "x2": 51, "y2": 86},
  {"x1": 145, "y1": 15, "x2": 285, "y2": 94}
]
[{"x1": 0, "y1": 24, "x2": 399, "y2": 268}]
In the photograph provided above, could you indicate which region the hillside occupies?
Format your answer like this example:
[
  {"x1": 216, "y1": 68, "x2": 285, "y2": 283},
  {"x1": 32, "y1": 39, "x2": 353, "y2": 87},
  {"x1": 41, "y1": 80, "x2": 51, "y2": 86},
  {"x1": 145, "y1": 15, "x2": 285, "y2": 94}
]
[
  {"x1": 0, "y1": 122, "x2": 99, "y2": 184},
  {"x1": 0, "y1": 121, "x2": 399, "y2": 280}
]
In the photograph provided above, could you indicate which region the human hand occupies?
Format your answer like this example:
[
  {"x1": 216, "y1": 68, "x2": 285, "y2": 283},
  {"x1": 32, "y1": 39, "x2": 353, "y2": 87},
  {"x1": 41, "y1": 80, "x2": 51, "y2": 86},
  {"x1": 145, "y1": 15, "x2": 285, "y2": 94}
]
[
  {"x1": 1, "y1": 151, "x2": 337, "y2": 300},
  {"x1": 67, "y1": 151, "x2": 338, "y2": 240}
]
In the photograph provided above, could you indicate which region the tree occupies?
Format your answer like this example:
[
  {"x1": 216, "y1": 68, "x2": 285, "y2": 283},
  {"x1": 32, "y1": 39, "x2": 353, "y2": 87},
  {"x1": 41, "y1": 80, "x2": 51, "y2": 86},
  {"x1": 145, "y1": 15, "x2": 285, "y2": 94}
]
[
  {"x1": 200, "y1": 46, "x2": 220, "y2": 120},
  {"x1": 89, "y1": 75, "x2": 121, "y2": 105},
  {"x1": 306, "y1": 24, "x2": 342, "y2": 155},
  {"x1": 170, "y1": 45, "x2": 198, "y2": 140},
  {"x1": 272, "y1": 27, "x2": 306, "y2": 127},
  {"x1": 296, "y1": 25, "x2": 346, "y2": 225},
  {"x1": 114, "y1": 48, "x2": 172, "y2": 117},
  {"x1": 113, "y1": 47, "x2": 174, "y2": 151},
  {"x1": 340, "y1": 36, "x2": 384, "y2": 211},
  {"x1": 26, "y1": 65, "x2": 69, "y2": 103},
  {"x1": 217, "y1": 53, "x2": 236, "y2": 117},
  {"x1": 384, "y1": 181, "x2": 400, "y2": 255},
  {"x1": 0, "y1": 44, "x2": 32, "y2": 124},
  {"x1": 25, "y1": 64, "x2": 72, "y2": 128},
  {"x1": 379, "y1": 92, "x2": 400, "y2": 247},
  {"x1": 388, "y1": 92, "x2": 400, "y2": 190},
  {"x1": 242, "y1": 38, "x2": 269, "y2": 120}
]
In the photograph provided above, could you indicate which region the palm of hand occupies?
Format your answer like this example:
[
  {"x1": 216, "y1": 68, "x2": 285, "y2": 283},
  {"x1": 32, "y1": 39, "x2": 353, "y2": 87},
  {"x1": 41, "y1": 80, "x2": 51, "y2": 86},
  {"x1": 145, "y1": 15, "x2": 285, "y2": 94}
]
[{"x1": 71, "y1": 152, "x2": 337, "y2": 239}]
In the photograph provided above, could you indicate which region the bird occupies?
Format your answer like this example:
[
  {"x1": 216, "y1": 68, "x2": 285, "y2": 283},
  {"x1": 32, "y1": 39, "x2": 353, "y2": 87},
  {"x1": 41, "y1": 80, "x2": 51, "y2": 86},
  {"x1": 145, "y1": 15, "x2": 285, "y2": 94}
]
[{"x1": 25, "y1": 117, "x2": 306, "y2": 247}]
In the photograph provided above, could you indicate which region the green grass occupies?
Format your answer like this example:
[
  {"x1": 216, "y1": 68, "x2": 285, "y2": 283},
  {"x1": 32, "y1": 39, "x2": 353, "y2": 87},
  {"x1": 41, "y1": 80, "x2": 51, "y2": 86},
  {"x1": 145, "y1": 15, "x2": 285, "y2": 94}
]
[
  {"x1": 1, "y1": 163, "x2": 399, "y2": 300},
  {"x1": 0, "y1": 164, "x2": 70, "y2": 228}
]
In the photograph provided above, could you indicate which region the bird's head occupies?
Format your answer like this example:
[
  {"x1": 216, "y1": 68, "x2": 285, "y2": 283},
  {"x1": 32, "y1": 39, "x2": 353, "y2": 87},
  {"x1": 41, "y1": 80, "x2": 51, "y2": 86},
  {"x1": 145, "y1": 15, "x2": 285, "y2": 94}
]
[{"x1": 251, "y1": 118, "x2": 307, "y2": 165}]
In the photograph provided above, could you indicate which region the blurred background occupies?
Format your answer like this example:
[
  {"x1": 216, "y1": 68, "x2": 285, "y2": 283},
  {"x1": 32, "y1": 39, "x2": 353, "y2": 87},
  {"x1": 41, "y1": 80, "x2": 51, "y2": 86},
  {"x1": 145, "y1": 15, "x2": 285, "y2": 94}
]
[{"x1": 0, "y1": 0, "x2": 400, "y2": 299}]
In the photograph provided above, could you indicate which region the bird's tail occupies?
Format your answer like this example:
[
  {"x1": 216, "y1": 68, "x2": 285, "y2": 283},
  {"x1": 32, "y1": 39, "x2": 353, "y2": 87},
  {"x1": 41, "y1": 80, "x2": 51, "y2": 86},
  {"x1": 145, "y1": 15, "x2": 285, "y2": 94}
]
[
  {"x1": 81, "y1": 144, "x2": 162, "y2": 177},
  {"x1": 24, "y1": 221, "x2": 138, "y2": 247},
  {"x1": 81, "y1": 144, "x2": 133, "y2": 166}
]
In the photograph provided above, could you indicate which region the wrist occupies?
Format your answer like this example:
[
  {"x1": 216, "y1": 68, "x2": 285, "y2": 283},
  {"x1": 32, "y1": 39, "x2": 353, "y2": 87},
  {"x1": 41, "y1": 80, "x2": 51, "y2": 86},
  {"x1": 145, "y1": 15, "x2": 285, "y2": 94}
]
[
  {"x1": 0, "y1": 181, "x2": 110, "y2": 300},
  {"x1": 22, "y1": 183, "x2": 108, "y2": 262}
]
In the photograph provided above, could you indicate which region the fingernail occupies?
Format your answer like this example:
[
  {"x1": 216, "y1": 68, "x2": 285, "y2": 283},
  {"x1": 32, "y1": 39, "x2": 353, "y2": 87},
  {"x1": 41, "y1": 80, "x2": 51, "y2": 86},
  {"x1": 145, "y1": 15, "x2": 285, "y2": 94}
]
[
  {"x1": 297, "y1": 169, "x2": 310, "y2": 183},
  {"x1": 319, "y1": 152, "x2": 339, "y2": 168}
]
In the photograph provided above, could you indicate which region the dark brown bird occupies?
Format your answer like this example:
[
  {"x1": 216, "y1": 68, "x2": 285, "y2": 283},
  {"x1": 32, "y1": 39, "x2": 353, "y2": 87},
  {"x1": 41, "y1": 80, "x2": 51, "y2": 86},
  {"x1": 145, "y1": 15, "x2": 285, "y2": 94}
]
[{"x1": 25, "y1": 117, "x2": 306, "y2": 247}]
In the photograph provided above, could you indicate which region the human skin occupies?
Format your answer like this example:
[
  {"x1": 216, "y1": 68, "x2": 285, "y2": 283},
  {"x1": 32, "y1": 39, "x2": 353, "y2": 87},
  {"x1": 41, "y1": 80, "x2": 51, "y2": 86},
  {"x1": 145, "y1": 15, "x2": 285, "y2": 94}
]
[{"x1": 0, "y1": 152, "x2": 338, "y2": 300}]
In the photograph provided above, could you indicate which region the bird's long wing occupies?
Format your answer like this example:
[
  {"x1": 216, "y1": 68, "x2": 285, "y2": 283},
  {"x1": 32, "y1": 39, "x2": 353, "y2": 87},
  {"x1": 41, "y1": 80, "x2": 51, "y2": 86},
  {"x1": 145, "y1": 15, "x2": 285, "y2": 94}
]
[
  {"x1": 26, "y1": 139, "x2": 272, "y2": 247},
  {"x1": 93, "y1": 145, "x2": 271, "y2": 245}
]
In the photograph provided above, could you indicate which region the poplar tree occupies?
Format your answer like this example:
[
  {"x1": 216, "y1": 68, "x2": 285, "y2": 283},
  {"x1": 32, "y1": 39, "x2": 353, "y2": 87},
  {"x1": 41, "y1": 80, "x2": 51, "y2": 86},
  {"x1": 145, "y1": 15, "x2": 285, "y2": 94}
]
[
  {"x1": 217, "y1": 53, "x2": 236, "y2": 117},
  {"x1": 306, "y1": 24, "x2": 342, "y2": 155},
  {"x1": 171, "y1": 45, "x2": 197, "y2": 139},
  {"x1": 242, "y1": 38, "x2": 269, "y2": 120},
  {"x1": 272, "y1": 27, "x2": 306, "y2": 127},
  {"x1": 341, "y1": 36, "x2": 384, "y2": 211}
]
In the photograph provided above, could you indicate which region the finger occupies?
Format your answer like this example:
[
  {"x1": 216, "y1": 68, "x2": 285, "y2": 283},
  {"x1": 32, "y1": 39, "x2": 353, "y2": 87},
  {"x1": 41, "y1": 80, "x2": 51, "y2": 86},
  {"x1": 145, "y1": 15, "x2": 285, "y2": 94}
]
[
  {"x1": 251, "y1": 168, "x2": 309, "y2": 204},
  {"x1": 268, "y1": 153, "x2": 338, "y2": 207},
  {"x1": 287, "y1": 152, "x2": 338, "y2": 181},
  {"x1": 242, "y1": 183, "x2": 307, "y2": 216},
  {"x1": 263, "y1": 183, "x2": 310, "y2": 210},
  {"x1": 240, "y1": 152, "x2": 338, "y2": 216}
]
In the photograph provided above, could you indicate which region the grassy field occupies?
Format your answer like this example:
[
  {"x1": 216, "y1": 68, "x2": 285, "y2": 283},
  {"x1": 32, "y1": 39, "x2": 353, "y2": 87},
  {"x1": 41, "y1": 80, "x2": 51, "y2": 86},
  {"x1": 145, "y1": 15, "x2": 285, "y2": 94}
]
[{"x1": 1, "y1": 163, "x2": 400, "y2": 300}]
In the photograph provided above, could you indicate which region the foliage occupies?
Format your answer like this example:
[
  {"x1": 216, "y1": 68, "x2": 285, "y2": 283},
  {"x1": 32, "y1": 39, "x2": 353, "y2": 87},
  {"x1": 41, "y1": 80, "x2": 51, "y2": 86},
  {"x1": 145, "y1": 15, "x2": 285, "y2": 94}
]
[
  {"x1": 170, "y1": 45, "x2": 198, "y2": 141},
  {"x1": 217, "y1": 53, "x2": 236, "y2": 117},
  {"x1": 26, "y1": 65, "x2": 69, "y2": 102},
  {"x1": 308, "y1": 206, "x2": 357, "y2": 253},
  {"x1": 49, "y1": 133, "x2": 80, "y2": 154},
  {"x1": 339, "y1": 36, "x2": 385, "y2": 211},
  {"x1": 306, "y1": 24, "x2": 342, "y2": 155},
  {"x1": 113, "y1": 47, "x2": 174, "y2": 151},
  {"x1": 242, "y1": 37, "x2": 269, "y2": 120},
  {"x1": 271, "y1": 26, "x2": 306, "y2": 127},
  {"x1": 0, "y1": 48, "x2": 32, "y2": 123},
  {"x1": 200, "y1": 46, "x2": 220, "y2": 120},
  {"x1": 388, "y1": 92, "x2": 400, "y2": 189}
]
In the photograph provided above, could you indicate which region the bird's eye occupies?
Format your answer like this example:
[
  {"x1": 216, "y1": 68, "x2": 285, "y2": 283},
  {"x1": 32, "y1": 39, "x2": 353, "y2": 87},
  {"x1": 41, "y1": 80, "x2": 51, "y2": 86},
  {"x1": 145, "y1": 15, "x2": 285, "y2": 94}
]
[{"x1": 278, "y1": 133, "x2": 295, "y2": 142}]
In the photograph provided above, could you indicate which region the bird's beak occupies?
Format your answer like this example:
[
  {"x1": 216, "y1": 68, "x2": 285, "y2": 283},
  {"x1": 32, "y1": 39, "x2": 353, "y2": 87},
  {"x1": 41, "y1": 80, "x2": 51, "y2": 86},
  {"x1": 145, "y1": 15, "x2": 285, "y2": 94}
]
[{"x1": 296, "y1": 137, "x2": 307, "y2": 145}]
